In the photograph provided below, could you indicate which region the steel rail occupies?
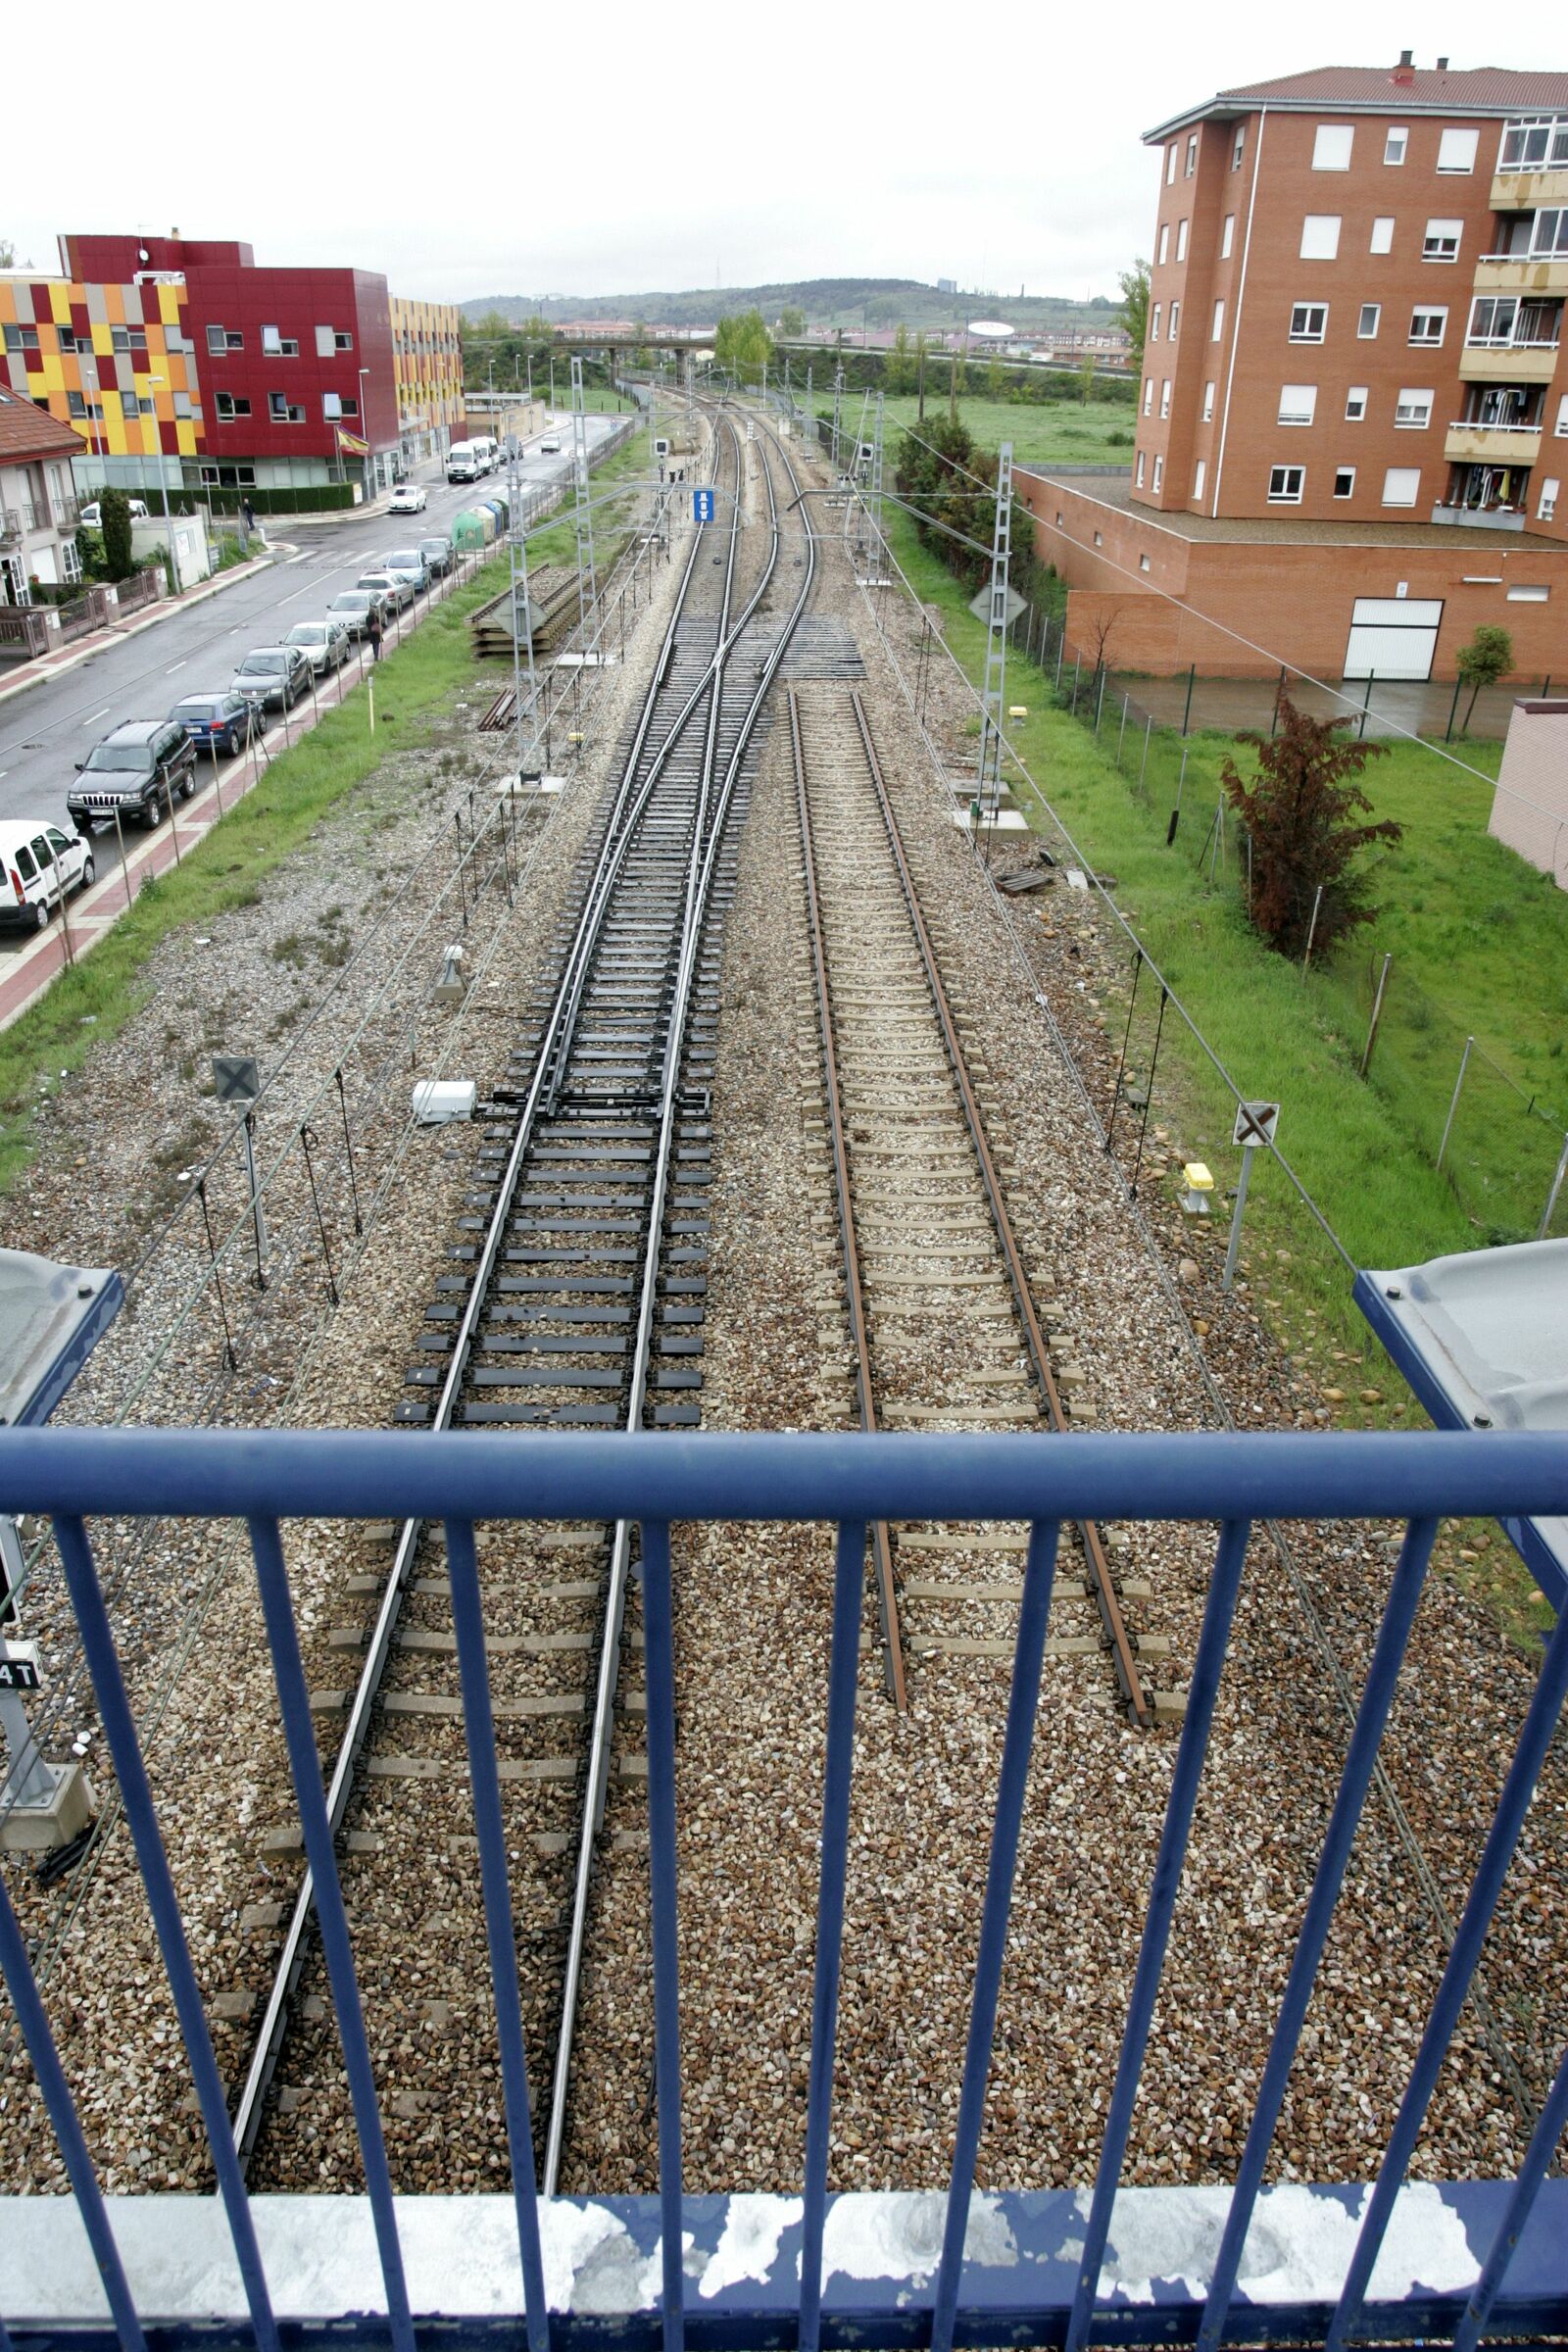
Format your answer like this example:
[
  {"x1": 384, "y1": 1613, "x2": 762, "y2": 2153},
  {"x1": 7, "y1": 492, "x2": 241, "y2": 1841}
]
[
  {"x1": 788, "y1": 688, "x2": 907, "y2": 1709},
  {"x1": 544, "y1": 405, "x2": 820, "y2": 2190},
  {"x1": 847, "y1": 690, "x2": 1152, "y2": 1729},
  {"x1": 230, "y1": 414, "x2": 747, "y2": 2175}
]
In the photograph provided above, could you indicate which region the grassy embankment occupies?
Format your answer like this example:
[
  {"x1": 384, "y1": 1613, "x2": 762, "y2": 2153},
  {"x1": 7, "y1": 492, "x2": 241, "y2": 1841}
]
[
  {"x1": 882, "y1": 501, "x2": 1566, "y2": 1645},
  {"x1": 814, "y1": 392, "x2": 1134, "y2": 469}
]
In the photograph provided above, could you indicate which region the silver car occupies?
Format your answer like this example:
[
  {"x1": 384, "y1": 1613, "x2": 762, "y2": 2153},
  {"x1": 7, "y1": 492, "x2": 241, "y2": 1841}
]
[{"x1": 284, "y1": 617, "x2": 352, "y2": 676}]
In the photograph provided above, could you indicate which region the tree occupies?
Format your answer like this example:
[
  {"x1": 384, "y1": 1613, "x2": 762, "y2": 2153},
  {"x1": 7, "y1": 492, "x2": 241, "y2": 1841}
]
[
  {"x1": 885, "y1": 322, "x2": 914, "y2": 396},
  {"x1": 777, "y1": 305, "x2": 807, "y2": 338},
  {"x1": 1221, "y1": 698, "x2": 1401, "y2": 961},
  {"x1": 915, "y1": 330, "x2": 929, "y2": 421},
  {"x1": 1117, "y1": 259, "x2": 1151, "y2": 372},
  {"x1": 713, "y1": 309, "x2": 773, "y2": 385},
  {"x1": 96, "y1": 487, "x2": 134, "y2": 584},
  {"x1": 1078, "y1": 354, "x2": 1097, "y2": 406},
  {"x1": 1455, "y1": 624, "x2": 1513, "y2": 729},
  {"x1": 0, "y1": 238, "x2": 14, "y2": 270}
]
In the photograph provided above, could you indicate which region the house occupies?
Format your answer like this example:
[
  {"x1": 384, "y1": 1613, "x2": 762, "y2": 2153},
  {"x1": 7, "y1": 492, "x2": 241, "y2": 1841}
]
[{"x1": 0, "y1": 383, "x2": 84, "y2": 606}]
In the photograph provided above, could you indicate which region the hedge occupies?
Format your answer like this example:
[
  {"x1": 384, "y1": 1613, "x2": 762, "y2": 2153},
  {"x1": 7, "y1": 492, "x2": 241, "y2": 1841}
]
[{"x1": 101, "y1": 483, "x2": 359, "y2": 517}]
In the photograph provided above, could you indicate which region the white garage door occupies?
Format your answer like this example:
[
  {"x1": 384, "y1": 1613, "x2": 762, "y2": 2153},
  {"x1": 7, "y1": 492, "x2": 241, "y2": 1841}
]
[{"x1": 1344, "y1": 598, "x2": 1443, "y2": 681}]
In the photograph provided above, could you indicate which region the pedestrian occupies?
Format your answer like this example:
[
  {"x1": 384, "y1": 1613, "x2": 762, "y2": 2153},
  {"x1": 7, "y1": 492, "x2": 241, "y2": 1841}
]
[
  {"x1": 241, "y1": 496, "x2": 256, "y2": 534},
  {"x1": 368, "y1": 605, "x2": 384, "y2": 663}
]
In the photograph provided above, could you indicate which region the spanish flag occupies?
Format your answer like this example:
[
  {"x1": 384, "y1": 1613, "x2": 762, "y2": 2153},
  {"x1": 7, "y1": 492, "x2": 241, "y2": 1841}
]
[{"x1": 336, "y1": 426, "x2": 370, "y2": 457}]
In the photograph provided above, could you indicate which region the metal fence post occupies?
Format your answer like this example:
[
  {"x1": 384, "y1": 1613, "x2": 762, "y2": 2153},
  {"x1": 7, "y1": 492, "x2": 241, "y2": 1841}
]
[
  {"x1": 1302, "y1": 884, "x2": 1325, "y2": 972},
  {"x1": 1437, "y1": 1036, "x2": 1474, "y2": 1172},
  {"x1": 1358, "y1": 669, "x2": 1375, "y2": 741},
  {"x1": 1139, "y1": 713, "x2": 1152, "y2": 790},
  {"x1": 1095, "y1": 665, "x2": 1107, "y2": 733},
  {"x1": 1182, "y1": 662, "x2": 1196, "y2": 736},
  {"x1": 1117, "y1": 694, "x2": 1128, "y2": 770},
  {"x1": 1360, "y1": 953, "x2": 1393, "y2": 1078},
  {"x1": 1223, "y1": 1145, "x2": 1257, "y2": 1291},
  {"x1": 1446, "y1": 674, "x2": 1464, "y2": 742}
]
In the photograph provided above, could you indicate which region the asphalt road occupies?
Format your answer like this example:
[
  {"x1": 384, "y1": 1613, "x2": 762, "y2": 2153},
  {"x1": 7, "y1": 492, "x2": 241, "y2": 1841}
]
[{"x1": 0, "y1": 413, "x2": 625, "y2": 848}]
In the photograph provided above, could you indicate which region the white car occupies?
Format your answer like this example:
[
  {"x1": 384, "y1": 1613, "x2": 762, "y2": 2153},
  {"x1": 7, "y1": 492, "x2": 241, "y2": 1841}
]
[
  {"x1": 0, "y1": 819, "x2": 95, "y2": 933},
  {"x1": 538, "y1": 438, "x2": 562, "y2": 455},
  {"x1": 389, "y1": 482, "x2": 427, "y2": 514},
  {"x1": 284, "y1": 616, "x2": 352, "y2": 675},
  {"x1": 79, "y1": 498, "x2": 150, "y2": 526}
]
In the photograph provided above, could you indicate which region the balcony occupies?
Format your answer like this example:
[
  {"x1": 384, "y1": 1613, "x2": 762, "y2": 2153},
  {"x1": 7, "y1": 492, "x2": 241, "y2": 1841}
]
[
  {"x1": 1445, "y1": 420, "x2": 1544, "y2": 465},
  {"x1": 1473, "y1": 254, "x2": 1568, "y2": 297},
  {"x1": 1461, "y1": 340, "x2": 1559, "y2": 382},
  {"x1": 0, "y1": 507, "x2": 20, "y2": 548},
  {"x1": 1492, "y1": 167, "x2": 1568, "y2": 209}
]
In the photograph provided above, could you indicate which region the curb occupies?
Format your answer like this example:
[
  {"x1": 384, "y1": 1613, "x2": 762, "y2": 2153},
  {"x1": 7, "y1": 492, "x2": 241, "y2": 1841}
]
[{"x1": 0, "y1": 553, "x2": 283, "y2": 709}]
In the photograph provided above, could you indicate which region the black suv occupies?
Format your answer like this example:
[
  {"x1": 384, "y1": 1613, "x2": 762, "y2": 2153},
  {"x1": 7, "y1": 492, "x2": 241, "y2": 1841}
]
[{"x1": 69, "y1": 720, "x2": 197, "y2": 832}]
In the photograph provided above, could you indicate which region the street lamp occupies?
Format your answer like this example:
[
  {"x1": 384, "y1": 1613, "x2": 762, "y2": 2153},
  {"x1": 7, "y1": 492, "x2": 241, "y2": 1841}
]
[
  {"x1": 146, "y1": 373, "x2": 180, "y2": 596},
  {"x1": 359, "y1": 368, "x2": 371, "y2": 503}
]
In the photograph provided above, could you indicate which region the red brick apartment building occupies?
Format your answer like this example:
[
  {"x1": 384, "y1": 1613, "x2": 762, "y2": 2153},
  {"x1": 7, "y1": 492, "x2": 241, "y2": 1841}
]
[{"x1": 1021, "y1": 60, "x2": 1568, "y2": 680}]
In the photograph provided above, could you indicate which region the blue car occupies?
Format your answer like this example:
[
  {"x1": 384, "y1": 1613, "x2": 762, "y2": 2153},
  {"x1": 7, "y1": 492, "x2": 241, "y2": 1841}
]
[{"x1": 170, "y1": 689, "x2": 255, "y2": 758}]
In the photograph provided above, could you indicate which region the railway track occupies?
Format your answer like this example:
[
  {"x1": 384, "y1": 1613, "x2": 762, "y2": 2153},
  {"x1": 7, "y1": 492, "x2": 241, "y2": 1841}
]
[
  {"x1": 790, "y1": 684, "x2": 1165, "y2": 1728},
  {"x1": 236, "y1": 404, "x2": 817, "y2": 2188}
]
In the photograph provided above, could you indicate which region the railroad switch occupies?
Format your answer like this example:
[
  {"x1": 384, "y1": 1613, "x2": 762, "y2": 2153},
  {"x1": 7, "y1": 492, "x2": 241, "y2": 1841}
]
[{"x1": 1180, "y1": 1161, "x2": 1216, "y2": 1215}]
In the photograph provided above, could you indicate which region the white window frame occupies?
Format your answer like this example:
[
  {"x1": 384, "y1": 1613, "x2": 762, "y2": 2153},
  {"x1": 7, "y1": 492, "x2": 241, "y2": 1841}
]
[
  {"x1": 1159, "y1": 378, "x2": 1172, "y2": 418},
  {"x1": 1232, "y1": 123, "x2": 1246, "y2": 171},
  {"x1": 1212, "y1": 299, "x2": 1225, "y2": 341},
  {"x1": 1395, "y1": 386, "x2": 1435, "y2": 428},
  {"x1": 1169, "y1": 301, "x2": 1180, "y2": 340},
  {"x1": 1358, "y1": 303, "x2": 1382, "y2": 338},
  {"x1": 1186, "y1": 133, "x2": 1198, "y2": 175},
  {"x1": 1370, "y1": 217, "x2": 1396, "y2": 255},
  {"x1": 1167, "y1": 143, "x2": 1178, "y2": 184},
  {"x1": 1290, "y1": 303, "x2": 1328, "y2": 342},
  {"x1": 1158, "y1": 224, "x2": 1170, "y2": 265},
  {"x1": 1333, "y1": 466, "x2": 1356, "y2": 499},
  {"x1": 1221, "y1": 214, "x2": 1235, "y2": 259},
  {"x1": 1277, "y1": 383, "x2": 1318, "y2": 425},
  {"x1": 1194, "y1": 458, "x2": 1207, "y2": 499},
  {"x1": 1541, "y1": 477, "x2": 1560, "y2": 521},
  {"x1": 1556, "y1": 393, "x2": 1568, "y2": 436},
  {"x1": 1143, "y1": 376, "x2": 1153, "y2": 416},
  {"x1": 1409, "y1": 306, "x2": 1447, "y2": 345},
  {"x1": 1152, "y1": 453, "x2": 1164, "y2": 492},
  {"x1": 1423, "y1": 219, "x2": 1463, "y2": 262},
  {"x1": 315, "y1": 324, "x2": 336, "y2": 359},
  {"x1": 1151, "y1": 303, "x2": 1161, "y2": 342},
  {"x1": 1136, "y1": 450, "x2": 1146, "y2": 488},
  {"x1": 1381, "y1": 466, "x2": 1420, "y2": 507},
  {"x1": 1312, "y1": 124, "x2": 1354, "y2": 171},
  {"x1": 1437, "y1": 126, "x2": 1479, "y2": 174},
  {"x1": 1507, "y1": 581, "x2": 1550, "y2": 601},
  {"x1": 1346, "y1": 384, "x2": 1369, "y2": 420},
  {"x1": 1176, "y1": 219, "x2": 1189, "y2": 262},
  {"x1": 1202, "y1": 379, "x2": 1216, "y2": 421},
  {"x1": 322, "y1": 391, "x2": 343, "y2": 419},
  {"x1": 1267, "y1": 465, "x2": 1305, "y2": 504},
  {"x1": 1300, "y1": 214, "x2": 1343, "y2": 260},
  {"x1": 1385, "y1": 124, "x2": 1409, "y2": 165}
]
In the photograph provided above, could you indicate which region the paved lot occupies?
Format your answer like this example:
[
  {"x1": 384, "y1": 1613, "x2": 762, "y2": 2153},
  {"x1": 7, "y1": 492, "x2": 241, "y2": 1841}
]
[{"x1": 0, "y1": 416, "x2": 622, "y2": 858}]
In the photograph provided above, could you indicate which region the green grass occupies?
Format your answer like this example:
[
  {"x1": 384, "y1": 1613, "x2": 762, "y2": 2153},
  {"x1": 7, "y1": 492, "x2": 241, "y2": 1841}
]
[
  {"x1": 814, "y1": 392, "x2": 1135, "y2": 469},
  {"x1": 520, "y1": 420, "x2": 651, "y2": 571},
  {"x1": 0, "y1": 554, "x2": 514, "y2": 1199},
  {"x1": 884, "y1": 500, "x2": 1562, "y2": 1644}
]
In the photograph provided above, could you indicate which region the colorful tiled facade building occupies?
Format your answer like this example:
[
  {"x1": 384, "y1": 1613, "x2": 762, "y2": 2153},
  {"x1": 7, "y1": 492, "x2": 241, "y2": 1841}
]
[{"x1": 0, "y1": 233, "x2": 463, "y2": 505}]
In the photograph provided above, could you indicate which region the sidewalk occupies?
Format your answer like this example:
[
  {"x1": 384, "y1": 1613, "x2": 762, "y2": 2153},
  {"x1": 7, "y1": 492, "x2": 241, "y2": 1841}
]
[{"x1": 0, "y1": 547, "x2": 281, "y2": 708}]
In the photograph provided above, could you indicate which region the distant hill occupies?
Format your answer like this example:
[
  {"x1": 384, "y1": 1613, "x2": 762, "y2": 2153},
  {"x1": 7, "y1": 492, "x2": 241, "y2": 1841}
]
[{"x1": 462, "y1": 278, "x2": 1119, "y2": 334}]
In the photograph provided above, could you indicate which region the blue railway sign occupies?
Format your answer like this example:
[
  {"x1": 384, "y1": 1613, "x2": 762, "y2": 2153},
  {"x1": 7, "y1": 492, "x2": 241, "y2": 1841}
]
[{"x1": 693, "y1": 487, "x2": 715, "y2": 522}]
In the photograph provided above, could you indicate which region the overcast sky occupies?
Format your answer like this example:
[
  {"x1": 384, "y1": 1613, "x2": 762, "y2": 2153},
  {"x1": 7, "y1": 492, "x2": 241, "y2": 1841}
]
[{"x1": 7, "y1": 7, "x2": 1554, "y2": 308}]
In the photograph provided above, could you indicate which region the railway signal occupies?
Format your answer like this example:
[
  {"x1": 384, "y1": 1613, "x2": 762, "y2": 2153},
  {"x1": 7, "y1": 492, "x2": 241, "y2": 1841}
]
[{"x1": 1223, "y1": 1099, "x2": 1281, "y2": 1291}]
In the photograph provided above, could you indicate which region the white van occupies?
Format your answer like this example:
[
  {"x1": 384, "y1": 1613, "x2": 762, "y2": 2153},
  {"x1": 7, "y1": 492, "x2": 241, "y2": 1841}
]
[
  {"x1": 446, "y1": 441, "x2": 481, "y2": 484},
  {"x1": 0, "y1": 819, "x2": 95, "y2": 932},
  {"x1": 470, "y1": 436, "x2": 500, "y2": 474}
]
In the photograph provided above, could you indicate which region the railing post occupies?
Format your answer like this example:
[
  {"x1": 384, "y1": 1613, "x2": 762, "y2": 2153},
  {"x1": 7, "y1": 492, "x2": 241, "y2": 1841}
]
[
  {"x1": 1360, "y1": 952, "x2": 1393, "y2": 1077},
  {"x1": 1541, "y1": 1130, "x2": 1568, "y2": 1240},
  {"x1": 1181, "y1": 661, "x2": 1196, "y2": 736},
  {"x1": 1437, "y1": 1035, "x2": 1474, "y2": 1172}
]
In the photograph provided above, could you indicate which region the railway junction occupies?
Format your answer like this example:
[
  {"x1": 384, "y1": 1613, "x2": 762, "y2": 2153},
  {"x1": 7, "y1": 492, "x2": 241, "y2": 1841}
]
[{"x1": 0, "y1": 390, "x2": 1566, "y2": 2349}]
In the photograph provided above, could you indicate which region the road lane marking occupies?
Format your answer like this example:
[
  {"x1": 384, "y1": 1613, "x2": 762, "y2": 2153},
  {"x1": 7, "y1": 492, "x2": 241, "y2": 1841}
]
[
  {"x1": 166, "y1": 659, "x2": 186, "y2": 674},
  {"x1": 285, "y1": 550, "x2": 312, "y2": 565},
  {"x1": 278, "y1": 584, "x2": 321, "y2": 606},
  {"x1": 80, "y1": 707, "x2": 111, "y2": 727}
]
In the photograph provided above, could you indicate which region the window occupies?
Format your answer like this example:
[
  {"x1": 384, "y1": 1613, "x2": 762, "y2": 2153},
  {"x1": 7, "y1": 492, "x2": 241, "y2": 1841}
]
[
  {"x1": 1158, "y1": 224, "x2": 1170, "y2": 265},
  {"x1": 1167, "y1": 143, "x2": 1178, "y2": 185},
  {"x1": 316, "y1": 324, "x2": 337, "y2": 359},
  {"x1": 1150, "y1": 303, "x2": 1161, "y2": 341},
  {"x1": 208, "y1": 324, "x2": 229, "y2": 353},
  {"x1": 1334, "y1": 466, "x2": 1356, "y2": 498},
  {"x1": 1268, "y1": 465, "x2": 1305, "y2": 503},
  {"x1": 66, "y1": 389, "x2": 86, "y2": 417},
  {"x1": 1278, "y1": 383, "x2": 1317, "y2": 425},
  {"x1": 1370, "y1": 217, "x2": 1396, "y2": 254},
  {"x1": 1313, "y1": 124, "x2": 1354, "y2": 171},
  {"x1": 1423, "y1": 219, "x2": 1463, "y2": 261},
  {"x1": 261, "y1": 325, "x2": 301, "y2": 357},
  {"x1": 1358, "y1": 303, "x2": 1382, "y2": 338},
  {"x1": 1159, "y1": 378, "x2": 1171, "y2": 417},
  {"x1": 1152, "y1": 455, "x2": 1163, "y2": 492},
  {"x1": 1532, "y1": 211, "x2": 1568, "y2": 259},
  {"x1": 2, "y1": 324, "x2": 39, "y2": 353},
  {"x1": 1177, "y1": 219, "x2": 1189, "y2": 262},
  {"x1": 1468, "y1": 295, "x2": 1519, "y2": 344},
  {"x1": 137, "y1": 397, "x2": 154, "y2": 416},
  {"x1": 215, "y1": 392, "x2": 252, "y2": 419},
  {"x1": 58, "y1": 327, "x2": 77, "y2": 352},
  {"x1": 1508, "y1": 581, "x2": 1549, "y2": 600},
  {"x1": 1438, "y1": 126, "x2": 1479, "y2": 173},
  {"x1": 1093, "y1": 529, "x2": 1104, "y2": 545},
  {"x1": 1186, "y1": 133, "x2": 1198, "y2": 175},
  {"x1": 1385, "y1": 124, "x2": 1409, "y2": 165},
  {"x1": 1202, "y1": 380, "x2": 1216, "y2": 420},
  {"x1": 1500, "y1": 116, "x2": 1568, "y2": 170},
  {"x1": 1381, "y1": 466, "x2": 1420, "y2": 506},
  {"x1": 1290, "y1": 303, "x2": 1328, "y2": 341},
  {"x1": 1409, "y1": 306, "x2": 1447, "y2": 345},
  {"x1": 335, "y1": 330, "x2": 353, "y2": 351},
  {"x1": 1143, "y1": 376, "x2": 1153, "y2": 416},
  {"x1": 1212, "y1": 299, "x2": 1225, "y2": 341},
  {"x1": 1194, "y1": 458, "x2": 1206, "y2": 499},
  {"x1": 323, "y1": 392, "x2": 343, "y2": 419},
  {"x1": 1139, "y1": 553, "x2": 1151, "y2": 571},
  {"x1": 1541, "y1": 477, "x2": 1560, "y2": 521},
  {"x1": 1169, "y1": 301, "x2": 1180, "y2": 340},
  {"x1": 269, "y1": 392, "x2": 306, "y2": 422},
  {"x1": 1221, "y1": 214, "x2": 1235, "y2": 259},
  {"x1": 1557, "y1": 393, "x2": 1568, "y2": 435},
  {"x1": 1300, "y1": 215, "x2": 1342, "y2": 259},
  {"x1": 341, "y1": 396, "x2": 358, "y2": 416},
  {"x1": 61, "y1": 537, "x2": 82, "y2": 585},
  {"x1": 1395, "y1": 387, "x2": 1434, "y2": 428},
  {"x1": 1136, "y1": 450, "x2": 1146, "y2": 487},
  {"x1": 110, "y1": 326, "x2": 147, "y2": 353},
  {"x1": 199, "y1": 463, "x2": 257, "y2": 487},
  {"x1": 1232, "y1": 123, "x2": 1246, "y2": 171},
  {"x1": 173, "y1": 391, "x2": 194, "y2": 418}
]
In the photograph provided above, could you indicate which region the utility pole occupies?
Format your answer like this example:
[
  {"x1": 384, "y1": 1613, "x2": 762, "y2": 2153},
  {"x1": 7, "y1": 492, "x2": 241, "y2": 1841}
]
[
  {"x1": 832, "y1": 365, "x2": 844, "y2": 474},
  {"x1": 805, "y1": 365, "x2": 812, "y2": 451},
  {"x1": 507, "y1": 438, "x2": 541, "y2": 787},
  {"x1": 976, "y1": 442, "x2": 1013, "y2": 817},
  {"x1": 569, "y1": 355, "x2": 597, "y2": 635},
  {"x1": 867, "y1": 389, "x2": 885, "y2": 579}
]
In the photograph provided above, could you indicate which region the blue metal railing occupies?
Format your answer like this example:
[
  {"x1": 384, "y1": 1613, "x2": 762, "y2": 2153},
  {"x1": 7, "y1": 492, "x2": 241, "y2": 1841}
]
[{"x1": 3, "y1": 1426, "x2": 1568, "y2": 2349}]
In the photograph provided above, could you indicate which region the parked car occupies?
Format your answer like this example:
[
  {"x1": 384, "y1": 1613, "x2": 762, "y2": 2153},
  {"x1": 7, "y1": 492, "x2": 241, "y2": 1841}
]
[
  {"x1": 356, "y1": 569, "x2": 415, "y2": 612},
  {"x1": 379, "y1": 549, "x2": 430, "y2": 594},
  {"x1": 78, "y1": 498, "x2": 150, "y2": 527},
  {"x1": 68, "y1": 719, "x2": 196, "y2": 832},
  {"x1": 232, "y1": 646, "x2": 311, "y2": 712},
  {"x1": 389, "y1": 482, "x2": 427, "y2": 514},
  {"x1": 538, "y1": 438, "x2": 562, "y2": 455},
  {"x1": 0, "y1": 819, "x2": 95, "y2": 931},
  {"x1": 170, "y1": 689, "x2": 255, "y2": 759},
  {"x1": 327, "y1": 589, "x2": 389, "y2": 639},
  {"x1": 284, "y1": 616, "x2": 352, "y2": 676},
  {"x1": 417, "y1": 536, "x2": 454, "y2": 578}
]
